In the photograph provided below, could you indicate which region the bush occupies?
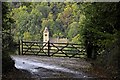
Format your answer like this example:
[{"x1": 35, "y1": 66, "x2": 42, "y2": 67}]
[
  {"x1": 2, "y1": 51, "x2": 15, "y2": 74},
  {"x1": 95, "y1": 40, "x2": 120, "y2": 78}
]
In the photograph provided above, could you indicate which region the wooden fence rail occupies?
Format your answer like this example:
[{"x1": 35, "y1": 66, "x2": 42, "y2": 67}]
[{"x1": 18, "y1": 40, "x2": 86, "y2": 58}]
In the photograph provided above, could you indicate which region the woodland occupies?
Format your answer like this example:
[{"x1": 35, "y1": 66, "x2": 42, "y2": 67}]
[{"x1": 2, "y1": 2, "x2": 120, "y2": 79}]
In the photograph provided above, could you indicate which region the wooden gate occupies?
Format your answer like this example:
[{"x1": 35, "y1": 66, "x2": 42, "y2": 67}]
[{"x1": 18, "y1": 40, "x2": 86, "y2": 58}]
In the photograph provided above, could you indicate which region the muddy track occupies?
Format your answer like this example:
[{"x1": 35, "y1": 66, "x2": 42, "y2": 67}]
[{"x1": 11, "y1": 55, "x2": 95, "y2": 79}]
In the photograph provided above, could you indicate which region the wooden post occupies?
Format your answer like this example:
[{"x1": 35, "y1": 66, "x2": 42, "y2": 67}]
[
  {"x1": 48, "y1": 41, "x2": 50, "y2": 57},
  {"x1": 18, "y1": 40, "x2": 20, "y2": 55},
  {"x1": 21, "y1": 40, "x2": 23, "y2": 55}
]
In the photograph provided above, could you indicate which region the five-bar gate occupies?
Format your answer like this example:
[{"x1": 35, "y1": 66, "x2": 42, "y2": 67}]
[{"x1": 18, "y1": 40, "x2": 86, "y2": 58}]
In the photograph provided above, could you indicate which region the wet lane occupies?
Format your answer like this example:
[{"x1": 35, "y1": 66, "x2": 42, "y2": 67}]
[{"x1": 11, "y1": 55, "x2": 93, "y2": 78}]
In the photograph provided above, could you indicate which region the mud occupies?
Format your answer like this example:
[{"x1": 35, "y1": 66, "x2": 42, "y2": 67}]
[{"x1": 11, "y1": 55, "x2": 95, "y2": 79}]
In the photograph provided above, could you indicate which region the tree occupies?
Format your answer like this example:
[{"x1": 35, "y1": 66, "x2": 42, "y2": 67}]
[
  {"x1": 81, "y1": 3, "x2": 119, "y2": 59},
  {"x1": 67, "y1": 22, "x2": 79, "y2": 40},
  {"x1": 2, "y1": 2, "x2": 16, "y2": 74}
]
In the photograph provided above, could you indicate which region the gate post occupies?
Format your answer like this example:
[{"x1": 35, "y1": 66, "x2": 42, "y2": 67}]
[
  {"x1": 18, "y1": 40, "x2": 20, "y2": 55},
  {"x1": 21, "y1": 40, "x2": 23, "y2": 55},
  {"x1": 48, "y1": 41, "x2": 50, "y2": 57}
]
